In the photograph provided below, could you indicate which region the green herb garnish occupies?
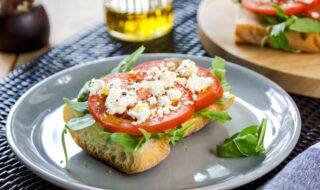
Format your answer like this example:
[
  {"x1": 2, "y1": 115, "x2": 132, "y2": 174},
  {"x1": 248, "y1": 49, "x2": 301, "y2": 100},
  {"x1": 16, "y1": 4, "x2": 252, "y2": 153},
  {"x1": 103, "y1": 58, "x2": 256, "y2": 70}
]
[
  {"x1": 65, "y1": 114, "x2": 95, "y2": 131},
  {"x1": 111, "y1": 46, "x2": 145, "y2": 74},
  {"x1": 61, "y1": 126, "x2": 69, "y2": 169},
  {"x1": 196, "y1": 110, "x2": 232, "y2": 123},
  {"x1": 217, "y1": 118, "x2": 267, "y2": 157},
  {"x1": 261, "y1": 6, "x2": 320, "y2": 52},
  {"x1": 63, "y1": 97, "x2": 88, "y2": 113}
]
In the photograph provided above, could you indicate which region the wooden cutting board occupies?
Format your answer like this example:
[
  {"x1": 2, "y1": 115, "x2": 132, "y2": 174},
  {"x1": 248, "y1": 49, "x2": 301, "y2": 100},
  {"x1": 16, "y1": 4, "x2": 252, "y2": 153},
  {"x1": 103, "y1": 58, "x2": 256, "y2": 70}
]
[{"x1": 198, "y1": 0, "x2": 320, "y2": 98}]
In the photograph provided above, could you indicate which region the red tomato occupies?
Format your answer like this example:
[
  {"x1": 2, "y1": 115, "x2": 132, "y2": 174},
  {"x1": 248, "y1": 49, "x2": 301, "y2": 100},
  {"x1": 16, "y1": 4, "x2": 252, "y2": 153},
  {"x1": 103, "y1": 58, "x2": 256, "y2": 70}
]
[
  {"x1": 195, "y1": 67, "x2": 223, "y2": 111},
  {"x1": 88, "y1": 74, "x2": 194, "y2": 135},
  {"x1": 304, "y1": 3, "x2": 320, "y2": 20},
  {"x1": 242, "y1": 0, "x2": 320, "y2": 15},
  {"x1": 133, "y1": 60, "x2": 223, "y2": 111}
]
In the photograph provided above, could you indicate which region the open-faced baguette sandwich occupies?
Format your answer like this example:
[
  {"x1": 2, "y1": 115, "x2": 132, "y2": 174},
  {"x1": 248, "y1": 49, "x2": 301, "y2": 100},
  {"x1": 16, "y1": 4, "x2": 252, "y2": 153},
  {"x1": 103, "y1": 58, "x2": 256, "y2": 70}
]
[
  {"x1": 62, "y1": 46, "x2": 235, "y2": 174},
  {"x1": 235, "y1": 0, "x2": 320, "y2": 53}
]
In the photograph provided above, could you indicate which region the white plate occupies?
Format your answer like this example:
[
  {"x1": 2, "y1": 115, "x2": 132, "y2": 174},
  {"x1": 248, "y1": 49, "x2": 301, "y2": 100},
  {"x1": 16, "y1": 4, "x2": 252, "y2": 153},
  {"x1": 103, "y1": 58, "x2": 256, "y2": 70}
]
[{"x1": 6, "y1": 54, "x2": 301, "y2": 190}]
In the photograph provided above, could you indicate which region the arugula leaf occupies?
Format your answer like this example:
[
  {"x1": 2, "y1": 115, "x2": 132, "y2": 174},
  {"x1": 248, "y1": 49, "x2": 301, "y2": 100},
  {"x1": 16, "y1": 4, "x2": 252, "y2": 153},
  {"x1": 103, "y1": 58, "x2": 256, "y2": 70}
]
[
  {"x1": 232, "y1": 0, "x2": 242, "y2": 4},
  {"x1": 111, "y1": 46, "x2": 145, "y2": 74},
  {"x1": 196, "y1": 109, "x2": 232, "y2": 123},
  {"x1": 260, "y1": 15, "x2": 285, "y2": 25},
  {"x1": 77, "y1": 81, "x2": 90, "y2": 102},
  {"x1": 63, "y1": 97, "x2": 88, "y2": 113},
  {"x1": 106, "y1": 133, "x2": 142, "y2": 152},
  {"x1": 168, "y1": 119, "x2": 195, "y2": 146},
  {"x1": 268, "y1": 22, "x2": 297, "y2": 53},
  {"x1": 61, "y1": 126, "x2": 69, "y2": 169},
  {"x1": 211, "y1": 56, "x2": 233, "y2": 93},
  {"x1": 289, "y1": 18, "x2": 320, "y2": 33},
  {"x1": 66, "y1": 114, "x2": 95, "y2": 130},
  {"x1": 134, "y1": 128, "x2": 152, "y2": 151},
  {"x1": 273, "y1": 5, "x2": 287, "y2": 19},
  {"x1": 217, "y1": 119, "x2": 268, "y2": 158}
]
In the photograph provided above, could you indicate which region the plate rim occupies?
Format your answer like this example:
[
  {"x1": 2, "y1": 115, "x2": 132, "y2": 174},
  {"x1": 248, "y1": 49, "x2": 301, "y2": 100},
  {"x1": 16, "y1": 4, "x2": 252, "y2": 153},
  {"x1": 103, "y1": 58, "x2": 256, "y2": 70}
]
[{"x1": 6, "y1": 53, "x2": 301, "y2": 190}]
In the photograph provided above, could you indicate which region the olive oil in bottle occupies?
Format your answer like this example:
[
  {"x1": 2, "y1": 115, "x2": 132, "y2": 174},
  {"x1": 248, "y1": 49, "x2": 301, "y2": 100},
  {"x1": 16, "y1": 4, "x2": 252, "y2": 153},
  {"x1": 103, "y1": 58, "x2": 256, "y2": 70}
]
[{"x1": 104, "y1": 0, "x2": 174, "y2": 42}]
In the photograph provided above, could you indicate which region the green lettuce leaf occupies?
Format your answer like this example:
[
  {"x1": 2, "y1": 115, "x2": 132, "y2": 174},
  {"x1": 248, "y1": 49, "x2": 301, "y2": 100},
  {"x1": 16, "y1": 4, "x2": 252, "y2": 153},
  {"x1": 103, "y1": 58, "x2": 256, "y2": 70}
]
[
  {"x1": 167, "y1": 119, "x2": 195, "y2": 146},
  {"x1": 269, "y1": 22, "x2": 297, "y2": 52}
]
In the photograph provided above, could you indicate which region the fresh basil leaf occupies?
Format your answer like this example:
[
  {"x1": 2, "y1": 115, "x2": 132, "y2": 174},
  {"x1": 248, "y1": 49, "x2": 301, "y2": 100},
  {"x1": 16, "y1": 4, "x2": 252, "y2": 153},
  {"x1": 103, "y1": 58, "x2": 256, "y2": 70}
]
[
  {"x1": 163, "y1": 57, "x2": 183, "y2": 61},
  {"x1": 66, "y1": 114, "x2": 95, "y2": 130},
  {"x1": 217, "y1": 139, "x2": 243, "y2": 158},
  {"x1": 196, "y1": 110, "x2": 232, "y2": 123},
  {"x1": 77, "y1": 81, "x2": 90, "y2": 102},
  {"x1": 111, "y1": 46, "x2": 145, "y2": 74},
  {"x1": 269, "y1": 22, "x2": 297, "y2": 53},
  {"x1": 289, "y1": 18, "x2": 320, "y2": 33},
  {"x1": 106, "y1": 133, "x2": 142, "y2": 152},
  {"x1": 61, "y1": 126, "x2": 69, "y2": 169},
  {"x1": 63, "y1": 97, "x2": 88, "y2": 113},
  {"x1": 216, "y1": 119, "x2": 268, "y2": 158}
]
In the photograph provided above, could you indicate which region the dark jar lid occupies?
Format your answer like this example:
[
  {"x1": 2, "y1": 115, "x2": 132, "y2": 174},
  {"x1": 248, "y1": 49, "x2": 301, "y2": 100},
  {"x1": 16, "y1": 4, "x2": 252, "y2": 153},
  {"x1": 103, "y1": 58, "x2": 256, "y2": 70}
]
[{"x1": 0, "y1": 5, "x2": 50, "y2": 53}]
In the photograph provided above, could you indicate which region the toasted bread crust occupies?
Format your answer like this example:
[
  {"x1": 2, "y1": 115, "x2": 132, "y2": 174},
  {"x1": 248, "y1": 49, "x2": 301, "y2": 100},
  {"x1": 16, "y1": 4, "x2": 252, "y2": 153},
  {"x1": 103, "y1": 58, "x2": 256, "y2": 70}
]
[
  {"x1": 63, "y1": 96, "x2": 235, "y2": 174},
  {"x1": 235, "y1": 8, "x2": 320, "y2": 53}
]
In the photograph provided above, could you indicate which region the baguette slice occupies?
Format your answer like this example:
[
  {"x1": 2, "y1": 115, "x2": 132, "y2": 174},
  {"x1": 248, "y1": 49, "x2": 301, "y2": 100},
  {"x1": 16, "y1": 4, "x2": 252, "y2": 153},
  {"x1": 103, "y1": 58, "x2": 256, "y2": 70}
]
[
  {"x1": 63, "y1": 96, "x2": 235, "y2": 174},
  {"x1": 235, "y1": 7, "x2": 320, "y2": 53}
]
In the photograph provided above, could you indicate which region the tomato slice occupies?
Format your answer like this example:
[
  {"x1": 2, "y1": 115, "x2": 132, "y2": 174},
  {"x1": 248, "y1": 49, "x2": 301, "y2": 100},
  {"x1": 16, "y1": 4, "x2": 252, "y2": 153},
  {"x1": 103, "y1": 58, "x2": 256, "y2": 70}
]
[
  {"x1": 88, "y1": 73, "x2": 194, "y2": 135},
  {"x1": 242, "y1": 0, "x2": 320, "y2": 15},
  {"x1": 304, "y1": 3, "x2": 320, "y2": 20},
  {"x1": 133, "y1": 60, "x2": 223, "y2": 111},
  {"x1": 195, "y1": 67, "x2": 223, "y2": 111}
]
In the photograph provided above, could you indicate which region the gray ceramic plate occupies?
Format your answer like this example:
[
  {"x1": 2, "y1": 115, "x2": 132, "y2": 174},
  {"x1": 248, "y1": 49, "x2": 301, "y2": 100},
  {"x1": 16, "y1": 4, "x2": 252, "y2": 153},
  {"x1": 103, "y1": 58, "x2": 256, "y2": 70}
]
[{"x1": 6, "y1": 54, "x2": 300, "y2": 190}]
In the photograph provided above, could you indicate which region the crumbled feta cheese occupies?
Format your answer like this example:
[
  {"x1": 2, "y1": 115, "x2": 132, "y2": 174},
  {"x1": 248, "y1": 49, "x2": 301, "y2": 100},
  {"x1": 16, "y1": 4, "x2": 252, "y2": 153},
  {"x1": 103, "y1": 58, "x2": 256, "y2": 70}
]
[
  {"x1": 105, "y1": 88, "x2": 137, "y2": 114},
  {"x1": 88, "y1": 79, "x2": 105, "y2": 95},
  {"x1": 167, "y1": 89, "x2": 182, "y2": 100},
  {"x1": 106, "y1": 78, "x2": 122, "y2": 90},
  {"x1": 158, "y1": 96, "x2": 171, "y2": 106},
  {"x1": 159, "y1": 70, "x2": 177, "y2": 88},
  {"x1": 176, "y1": 59, "x2": 198, "y2": 77},
  {"x1": 139, "y1": 80, "x2": 165, "y2": 95},
  {"x1": 187, "y1": 74, "x2": 213, "y2": 93},
  {"x1": 175, "y1": 77, "x2": 187, "y2": 86},
  {"x1": 148, "y1": 96, "x2": 157, "y2": 105},
  {"x1": 163, "y1": 107, "x2": 170, "y2": 115},
  {"x1": 157, "y1": 107, "x2": 164, "y2": 117},
  {"x1": 146, "y1": 67, "x2": 161, "y2": 80},
  {"x1": 128, "y1": 103, "x2": 151, "y2": 125}
]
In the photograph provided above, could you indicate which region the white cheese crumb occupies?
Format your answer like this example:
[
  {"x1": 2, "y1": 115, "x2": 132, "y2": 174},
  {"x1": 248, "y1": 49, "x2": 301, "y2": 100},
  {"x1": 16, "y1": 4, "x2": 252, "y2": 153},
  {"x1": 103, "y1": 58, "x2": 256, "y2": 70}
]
[
  {"x1": 105, "y1": 88, "x2": 137, "y2": 114},
  {"x1": 192, "y1": 94, "x2": 197, "y2": 100},
  {"x1": 186, "y1": 74, "x2": 213, "y2": 93},
  {"x1": 167, "y1": 89, "x2": 182, "y2": 100},
  {"x1": 88, "y1": 78, "x2": 105, "y2": 95},
  {"x1": 148, "y1": 96, "x2": 157, "y2": 105},
  {"x1": 146, "y1": 67, "x2": 161, "y2": 80},
  {"x1": 158, "y1": 96, "x2": 171, "y2": 107},
  {"x1": 128, "y1": 103, "x2": 151, "y2": 125},
  {"x1": 157, "y1": 107, "x2": 164, "y2": 117},
  {"x1": 106, "y1": 78, "x2": 122, "y2": 90},
  {"x1": 159, "y1": 70, "x2": 177, "y2": 88},
  {"x1": 175, "y1": 77, "x2": 187, "y2": 86},
  {"x1": 176, "y1": 59, "x2": 198, "y2": 77},
  {"x1": 163, "y1": 107, "x2": 170, "y2": 115},
  {"x1": 139, "y1": 80, "x2": 166, "y2": 95}
]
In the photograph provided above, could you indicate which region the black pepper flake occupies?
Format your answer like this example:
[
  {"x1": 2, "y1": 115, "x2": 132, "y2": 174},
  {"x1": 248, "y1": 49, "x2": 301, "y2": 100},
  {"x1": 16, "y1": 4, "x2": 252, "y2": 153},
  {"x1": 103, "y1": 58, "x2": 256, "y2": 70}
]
[{"x1": 122, "y1": 92, "x2": 127, "y2": 96}]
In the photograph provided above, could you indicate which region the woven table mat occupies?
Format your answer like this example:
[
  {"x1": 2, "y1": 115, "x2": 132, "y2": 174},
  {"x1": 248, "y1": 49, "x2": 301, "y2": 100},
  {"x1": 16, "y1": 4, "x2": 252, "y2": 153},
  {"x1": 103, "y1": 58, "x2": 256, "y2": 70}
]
[{"x1": 1, "y1": 0, "x2": 320, "y2": 189}]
